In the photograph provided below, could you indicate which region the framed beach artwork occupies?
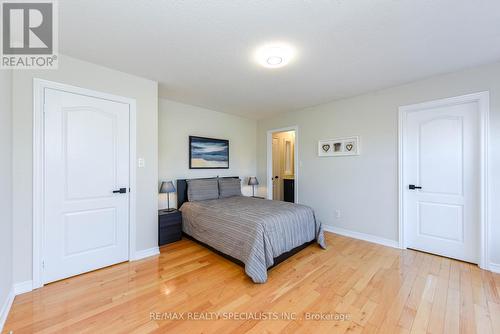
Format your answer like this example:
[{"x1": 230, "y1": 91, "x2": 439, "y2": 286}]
[{"x1": 189, "y1": 136, "x2": 229, "y2": 169}]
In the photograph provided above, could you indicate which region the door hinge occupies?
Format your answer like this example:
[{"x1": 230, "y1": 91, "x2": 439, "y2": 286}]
[{"x1": 42, "y1": 260, "x2": 45, "y2": 270}]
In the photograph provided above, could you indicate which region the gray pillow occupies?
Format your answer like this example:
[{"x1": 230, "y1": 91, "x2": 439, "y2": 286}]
[
  {"x1": 187, "y1": 178, "x2": 219, "y2": 201},
  {"x1": 218, "y1": 178, "x2": 242, "y2": 198}
]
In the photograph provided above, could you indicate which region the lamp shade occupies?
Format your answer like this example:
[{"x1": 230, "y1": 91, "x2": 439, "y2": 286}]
[
  {"x1": 248, "y1": 177, "x2": 259, "y2": 186},
  {"x1": 159, "y1": 181, "x2": 176, "y2": 193}
]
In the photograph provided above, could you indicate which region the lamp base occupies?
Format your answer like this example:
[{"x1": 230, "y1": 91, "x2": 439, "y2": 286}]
[
  {"x1": 163, "y1": 193, "x2": 176, "y2": 213},
  {"x1": 160, "y1": 208, "x2": 177, "y2": 213}
]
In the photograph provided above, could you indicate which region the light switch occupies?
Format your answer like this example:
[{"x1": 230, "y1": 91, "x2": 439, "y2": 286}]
[{"x1": 138, "y1": 158, "x2": 145, "y2": 168}]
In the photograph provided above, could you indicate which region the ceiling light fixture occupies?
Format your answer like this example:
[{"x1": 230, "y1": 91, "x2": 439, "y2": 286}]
[
  {"x1": 255, "y1": 43, "x2": 295, "y2": 69},
  {"x1": 267, "y1": 56, "x2": 283, "y2": 65}
]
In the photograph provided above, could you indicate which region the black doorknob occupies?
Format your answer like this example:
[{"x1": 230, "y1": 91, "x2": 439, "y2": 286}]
[
  {"x1": 409, "y1": 184, "x2": 422, "y2": 190},
  {"x1": 112, "y1": 188, "x2": 127, "y2": 194}
]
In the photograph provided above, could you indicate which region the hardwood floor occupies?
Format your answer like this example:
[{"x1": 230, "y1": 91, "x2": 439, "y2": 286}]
[{"x1": 4, "y1": 232, "x2": 500, "y2": 333}]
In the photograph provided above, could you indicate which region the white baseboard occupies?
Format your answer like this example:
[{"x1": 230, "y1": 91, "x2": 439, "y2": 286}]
[
  {"x1": 131, "y1": 247, "x2": 160, "y2": 261},
  {"x1": 488, "y1": 262, "x2": 500, "y2": 274},
  {"x1": 14, "y1": 281, "x2": 33, "y2": 295},
  {"x1": 323, "y1": 225, "x2": 400, "y2": 249},
  {"x1": 0, "y1": 288, "x2": 14, "y2": 333}
]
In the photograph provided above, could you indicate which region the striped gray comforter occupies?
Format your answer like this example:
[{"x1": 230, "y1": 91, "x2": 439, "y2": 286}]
[{"x1": 180, "y1": 196, "x2": 326, "y2": 283}]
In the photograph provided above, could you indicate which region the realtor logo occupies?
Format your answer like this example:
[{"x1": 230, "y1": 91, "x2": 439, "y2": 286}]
[{"x1": 1, "y1": 0, "x2": 58, "y2": 69}]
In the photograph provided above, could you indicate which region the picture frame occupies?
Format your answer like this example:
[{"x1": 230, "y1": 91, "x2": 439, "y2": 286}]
[
  {"x1": 318, "y1": 136, "x2": 360, "y2": 157},
  {"x1": 189, "y1": 136, "x2": 229, "y2": 169}
]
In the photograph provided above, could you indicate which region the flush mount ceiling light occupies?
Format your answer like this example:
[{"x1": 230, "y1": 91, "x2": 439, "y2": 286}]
[{"x1": 254, "y1": 43, "x2": 295, "y2": 69}]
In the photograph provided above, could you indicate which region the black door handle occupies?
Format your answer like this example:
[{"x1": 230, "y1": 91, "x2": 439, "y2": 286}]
[
  {"x1": 113, "y1": 188, "x2": 127, "y2": 194},
  {"x1": 409, "y1": 184, "x2": 422, "y2": 190}
]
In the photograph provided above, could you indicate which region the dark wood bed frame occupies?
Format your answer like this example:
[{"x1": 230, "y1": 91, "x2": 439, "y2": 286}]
[{"x1": 176, "y1": 177, "x2": 316, "y2": 270}]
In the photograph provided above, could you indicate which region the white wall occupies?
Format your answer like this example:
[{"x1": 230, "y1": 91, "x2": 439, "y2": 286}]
[
  {"x1": 159, "y1": 99, "x2": 257, "y2": 208},
  {"x1": 257, "y1": 61, "x2": 500, "y2": 267},
  {"x1": 12, "y1": 55, "x2": 158, "y2": 284},
  {"x1": 0, "y1": 70, "x2": 13, "y2": 330}
]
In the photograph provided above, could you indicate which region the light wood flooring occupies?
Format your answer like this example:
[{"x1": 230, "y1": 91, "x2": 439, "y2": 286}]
[{"x1": 4, "y1": 232, "x2": 500, "y2": 333}]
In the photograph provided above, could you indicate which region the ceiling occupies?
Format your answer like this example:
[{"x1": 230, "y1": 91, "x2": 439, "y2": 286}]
[{"x1": 60, "y1": 0, "x2": 500, "y2": 119}]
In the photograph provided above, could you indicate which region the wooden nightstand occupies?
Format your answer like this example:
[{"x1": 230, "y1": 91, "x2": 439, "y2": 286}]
[{"x1": 158, "y1": 209, "x2": 182, "y2": 246}]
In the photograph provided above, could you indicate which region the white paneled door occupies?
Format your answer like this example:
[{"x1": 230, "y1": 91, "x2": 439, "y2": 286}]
[
  {"x1": 43, "y1": 88, "x2": 130, "y2": 284},
  {"x1": 404, "y1": 101, "x2": 479, "y2": 263}
]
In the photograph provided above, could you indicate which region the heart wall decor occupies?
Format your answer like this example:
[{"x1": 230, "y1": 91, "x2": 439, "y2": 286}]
[{"x1": 318, "y1": 136, "x2": 359, "y2": 157}]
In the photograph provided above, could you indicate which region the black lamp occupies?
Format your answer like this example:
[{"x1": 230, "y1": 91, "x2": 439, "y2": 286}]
[
  {"x1": 159, "y1": 181, "x2": 176, "y2": 212},
  {"x1": 248, "y1": 177, "x2": 259, "y2": 197}
]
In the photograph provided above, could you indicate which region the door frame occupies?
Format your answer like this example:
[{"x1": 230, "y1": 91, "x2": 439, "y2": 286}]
[
  {"x1": 266, "y1": 126, "x2": 299, "y2": 202},
  {"x1": 398, "y1": 91, "x2": 490, "y2": 270},
  {"x1": 32, "y1": 78, "x2": 137, "y2": 289}
]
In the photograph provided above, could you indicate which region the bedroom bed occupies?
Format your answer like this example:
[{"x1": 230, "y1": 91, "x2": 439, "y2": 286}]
[{"x1": 177, "y1": 177, "x2": 326, "y2": 283}]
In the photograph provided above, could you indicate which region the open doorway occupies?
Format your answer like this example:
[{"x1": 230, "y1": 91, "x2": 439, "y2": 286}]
[{"x1": 267, "y1": 127, "x2": 298, "y2": 203}]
